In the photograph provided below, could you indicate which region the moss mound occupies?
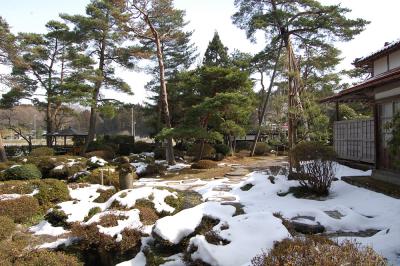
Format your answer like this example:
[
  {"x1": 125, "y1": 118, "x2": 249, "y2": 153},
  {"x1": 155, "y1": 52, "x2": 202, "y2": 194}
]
[
  {"x1": 30, "y1": 147, "x2": 55, "y2": 157},
  {"x1": 191, "y1": 160, "x2": 218, "y2": 169},
  {"x1": 0, "y1": 216, "x2": 15, "y2": 240},
  {"x1": 2, "y1": 164, "x2": 42, "y2": 181},
  {"x1": 0, "y1": 196, "x2": 41, "y2": 223}
]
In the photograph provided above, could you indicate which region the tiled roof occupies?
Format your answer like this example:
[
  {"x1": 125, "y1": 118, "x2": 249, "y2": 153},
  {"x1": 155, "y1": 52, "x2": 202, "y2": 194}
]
[{"x1": 354, "y1": 38, "x2": 400, "y2": 67}]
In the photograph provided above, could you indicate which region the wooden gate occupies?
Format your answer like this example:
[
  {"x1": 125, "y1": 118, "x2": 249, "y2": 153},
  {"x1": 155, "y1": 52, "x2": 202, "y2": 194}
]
[{"x1": 333, "y1": 119, "x2": 375, "y2": 164}]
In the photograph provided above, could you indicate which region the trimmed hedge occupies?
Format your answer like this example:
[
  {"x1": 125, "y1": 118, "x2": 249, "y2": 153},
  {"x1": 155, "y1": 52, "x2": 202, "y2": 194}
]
[
  {"x1": 2, "y1": 164, "x2": 42, "y2": 181},
  {"x1": 30, "y1": 147, "x2": 54, "y2": 157},
  {"x1": 254, "y1": 142, "x2": 271, "y2": 156}
]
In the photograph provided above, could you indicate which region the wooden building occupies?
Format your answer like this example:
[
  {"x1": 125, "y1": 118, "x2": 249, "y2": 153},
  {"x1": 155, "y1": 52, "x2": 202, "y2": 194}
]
[{"x1": 321, "y1": 40, "x2": 400, "y2": 184}]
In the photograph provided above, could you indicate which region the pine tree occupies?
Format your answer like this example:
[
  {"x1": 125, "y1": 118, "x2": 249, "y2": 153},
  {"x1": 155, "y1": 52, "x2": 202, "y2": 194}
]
[
  {"x1": 118, "y1": 0, "x2": 196, "y2": 165},
  {"x1": 62, "y1": 0, "x2": 134, "y2": 153},
  {"x1": 203, "y1": 31, "x2": 229, "y2": 67},
  {"x1": 233, "y1": 0, "x2": 368, "y2": 153},
  {"x1": 5, "y1": 20, "x2": 94, "y2": 146}
]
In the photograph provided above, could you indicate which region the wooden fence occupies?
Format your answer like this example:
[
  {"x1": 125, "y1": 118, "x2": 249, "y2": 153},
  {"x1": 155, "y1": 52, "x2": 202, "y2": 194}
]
[{"x1": 333, "y1": 119, "x2": 375, "y2": 164}]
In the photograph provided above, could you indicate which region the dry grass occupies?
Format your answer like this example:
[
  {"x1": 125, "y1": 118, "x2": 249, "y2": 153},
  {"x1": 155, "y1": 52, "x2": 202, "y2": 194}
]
[{"x1": 251, "y1": 236, "x2": 387, "y2": 266}]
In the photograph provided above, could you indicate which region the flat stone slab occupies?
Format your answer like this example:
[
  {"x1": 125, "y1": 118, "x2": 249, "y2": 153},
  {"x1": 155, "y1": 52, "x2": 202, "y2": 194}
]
[
  {"x1": 212, "y1": 185, "x2": 232, "y2": 192},
  {"x1": 205, "y1": 196, "x2": 237, "y2": 202},
  {"x1": 290, "y1": 216, "x2": 325, "y2": 234},
  {"x1": 324, "y1": 210, "x2": 345, "y2": 220},
  {"x1": 225, "y1": 169, "x2": 250, "y2": 177}
]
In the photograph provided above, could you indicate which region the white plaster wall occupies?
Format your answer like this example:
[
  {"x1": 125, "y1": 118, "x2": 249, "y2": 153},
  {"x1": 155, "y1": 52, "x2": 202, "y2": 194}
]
[
  {"x1": 389, "y1": 50, "x2": 400, "y2": 69},
  {"x1": 374, "y1": 56, "x2": 388, "y2": 76}
]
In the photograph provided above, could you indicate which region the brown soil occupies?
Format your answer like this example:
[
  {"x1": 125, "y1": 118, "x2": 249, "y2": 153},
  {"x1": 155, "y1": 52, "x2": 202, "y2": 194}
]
[{"x1": 159, "y1": 155, "x2": 287, "y2": 181}]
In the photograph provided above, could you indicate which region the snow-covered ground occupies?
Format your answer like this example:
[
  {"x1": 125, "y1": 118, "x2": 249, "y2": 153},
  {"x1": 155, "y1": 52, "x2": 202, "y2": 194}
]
[{"x1": 30, "y1": 163, "x2": 400, "y2": 266}]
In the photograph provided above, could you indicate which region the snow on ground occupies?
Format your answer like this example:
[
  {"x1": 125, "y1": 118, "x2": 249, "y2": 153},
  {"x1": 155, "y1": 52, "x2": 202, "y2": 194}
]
[
  {"x1": 58, "y1": 185, "x2": 177, "y2": 223},
  {"x1": 22, "y1": 161, "x2": 399, "y2": 265},
  {"x1": 167, "y1": 163, "x2": 191, "y2": 171},
  {"x1": 30, "y1": 220, "x2": 69, "y2": 236},
  {"x1": 88, "y1": 156, "x2": 107, "y2": 166},
  {"x1": 0, "y1": 188, "x2": 39, "y2": 201}
]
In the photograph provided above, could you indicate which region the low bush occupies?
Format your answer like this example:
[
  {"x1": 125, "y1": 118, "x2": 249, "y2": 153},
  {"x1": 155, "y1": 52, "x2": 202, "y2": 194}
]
[
  {"x1": 70, "y1": 223, "x2": 142, "y2": 265},
  {"x1": 45, "y1": 209, "x2": 69, "y2": 227},
  {"x1": 49, "y1": 163, "x2": 86, "y2": 180},
  {"x1": 85, "y1": 168, "x2": 119, "y2": 189},
  {"x1": 0, "y1": 196, "x2": 41, "y2": 223},
  {"x1": 30, "y1": 147, "x2": 55, "y2": 157},
  {"x1": 94, "y1": 188, "x2": 116, "y2": 203},
  {"x1": 0, "y1": 216, "x2": 15, "y2": 240},
  {"x1": 14, "y1": 250, "x2": 83, "y2": 266},
  {"x1": 84, "y1": 207, "x2": 102, "y2": 222},
  {"x1": 214, "y1": 143, "x2": 230, "y2": 156},
  {"x1": 187, "y1": 143, "x2": 216, "y2": 160},
  {"x1": 32, "y1": 179, "x2": 70, "y2": 208},
  {"x1": 251, "y1": 236, "x2": 386, "y2": 266},
  {"x1": 254, "y1": 142, "x2": 271, "y2": 156},
  {"x1": 134, "y1": 199, "x2": 159, "y2": 225},
  {"x1": 98, "y1": 214, "x2": 128, "y2": 227},
  {"x1": 191, "y1": 160, "x2": 218, "y2": 169},
  {"x1": 0, "y1": 180, "x2": 35, "y2": 194},
  {"x1": 291, "y1": 142, "x2": 337, "y2": 196},
  {"x1": 2, "y1": 164, "x2": 42, "y2": 181},
  {"x1": 298, "y1": 160, "x2": 337, "y2": 196},
  {"x1": 291, "y1": 141, "x2": 336, "y2": 163},
  {"x1": 138, "y1": 164, "x2": 166, "y2": 177},
  {"x1": 132, "y1": 141, "x2": 154, "y2": 154}
]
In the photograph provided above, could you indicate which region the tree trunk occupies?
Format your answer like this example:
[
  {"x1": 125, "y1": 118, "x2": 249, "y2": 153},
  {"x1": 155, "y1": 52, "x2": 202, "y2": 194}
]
[
  {"x1": 250, "y1": 40, "x2": 284, "y2": 156},
  {"x1": 0, "y1": 132, "x2": 7, "y2": 162},
  {"x1": 46, "y1": 102, "x2": 53, "y2": 147},
  {"x1": 81, "y1": 37, "x2": 106, "y2": 155},
  {"x1": 153, "y1": 30, "x2": 175, "y2": 165}
]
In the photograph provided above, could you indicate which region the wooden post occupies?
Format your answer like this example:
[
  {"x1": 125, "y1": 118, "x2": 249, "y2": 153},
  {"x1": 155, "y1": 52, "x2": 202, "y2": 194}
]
[
  {"x1": 374, "y1": 103, "x2": 380, "y2": 169},
  {"x1": 336, "y1": 101, "x2": 340, "y2": 121}
]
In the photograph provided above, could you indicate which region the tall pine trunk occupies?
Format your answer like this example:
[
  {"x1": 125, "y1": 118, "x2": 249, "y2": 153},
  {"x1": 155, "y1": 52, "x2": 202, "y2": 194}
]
[
  {"x1": 152, "y1": 26, "x2": 175, "y2": 165},
  {"x1": 81, "y1": 38, "x2": 106, "y2": 155}
]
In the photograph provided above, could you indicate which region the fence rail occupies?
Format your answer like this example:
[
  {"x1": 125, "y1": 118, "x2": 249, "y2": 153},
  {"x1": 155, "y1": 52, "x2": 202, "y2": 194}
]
[{"x1": 333, "y1": 119, "x2": 375, "y2": 164}]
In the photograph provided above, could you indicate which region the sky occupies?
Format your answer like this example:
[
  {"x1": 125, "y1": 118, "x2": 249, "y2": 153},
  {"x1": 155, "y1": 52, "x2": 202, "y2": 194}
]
[{"x1": 1, "y1": 0, "x2": 400, "y2": 104}]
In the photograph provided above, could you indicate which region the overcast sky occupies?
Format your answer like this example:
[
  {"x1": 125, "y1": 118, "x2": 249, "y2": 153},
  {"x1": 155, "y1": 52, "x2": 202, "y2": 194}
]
[{"x1": 1, "y1": 0, "x2": 399, "y2": 104}]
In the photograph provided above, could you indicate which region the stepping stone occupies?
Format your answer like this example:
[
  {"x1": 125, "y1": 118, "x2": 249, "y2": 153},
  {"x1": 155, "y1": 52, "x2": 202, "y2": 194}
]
[
  {"x1": 225, "y1": 169, "x2": 249, "y2": 177},
  {"x1": 182, "y1": 179, "x2": 198, "y2": 184},
  {"x1": 290, "y1": 216, "x2": 325, "y2": 234},
  {"x1": 205, "y1": 196, "x2": 237, "y2": 202},
  {"x1": 324, "y1": 210, "x2": 344, "y2": 220},
  {"x1": 212, "y1": 185, "x2": 232, "y2": 192}
]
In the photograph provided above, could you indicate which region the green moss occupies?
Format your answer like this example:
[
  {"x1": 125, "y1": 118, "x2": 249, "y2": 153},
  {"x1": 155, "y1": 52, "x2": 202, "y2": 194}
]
[
  {"x1": 32, "y1": 179, "x2": 70, "y2": 208},
  {"x1": 2, "y1": 164, "x2": 42, "y2": 181},
  {"x1": 94, "y1": 188, "x2": 116, "y2": 203},
  {"x1": 84, "y1": 207, "x2": 102, "y2": 222},
  {"x1": 30, "y1": 147, "x2": 55, "y2": 157},
  {"x1": 45, "y1": 209, "x2": 69, "y2": 227}
]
